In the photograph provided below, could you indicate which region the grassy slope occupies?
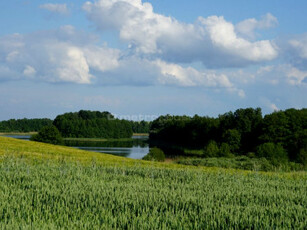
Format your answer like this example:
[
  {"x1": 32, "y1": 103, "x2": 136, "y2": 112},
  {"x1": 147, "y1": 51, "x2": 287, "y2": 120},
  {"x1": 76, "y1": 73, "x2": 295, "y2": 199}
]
[
  {"x1": 0, "y1": 136, "x2": 140, "y2": 166},
  {"x1": 1, "y1": 136, "x2": 306, "y2": 177},
  {"x1": 0, "y1": 136, "x2": 306, "y2": 229}
]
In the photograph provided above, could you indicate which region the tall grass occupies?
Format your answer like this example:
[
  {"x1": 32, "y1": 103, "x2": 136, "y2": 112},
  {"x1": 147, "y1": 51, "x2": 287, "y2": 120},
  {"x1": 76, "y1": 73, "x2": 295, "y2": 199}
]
[
  {"x1": 176, "y1": 156, "x2": 306, "y2": 172},
  {"x1": 0, "y1": 137, "x2": 306, "y2": 229},
  {"x1": 0, "y1": 156, "x2": 306, "y2": 229}
]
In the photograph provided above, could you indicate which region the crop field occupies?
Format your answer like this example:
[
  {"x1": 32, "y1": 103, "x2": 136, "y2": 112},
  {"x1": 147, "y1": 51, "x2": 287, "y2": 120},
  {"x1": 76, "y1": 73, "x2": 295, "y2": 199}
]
[{"x1": 0, "y1": 137, "x2": 306, "y2": 229}]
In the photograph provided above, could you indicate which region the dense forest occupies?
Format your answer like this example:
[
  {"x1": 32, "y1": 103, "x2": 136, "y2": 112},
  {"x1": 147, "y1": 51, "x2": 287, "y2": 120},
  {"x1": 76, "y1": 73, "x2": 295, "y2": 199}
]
[
  {"x1": 130, "y1": 120, "x2": 151, "y2": 134},
  {"x1": 53, "y1": 110, "x2": 134, "y2": 138},
  {"x1": 0, "y1": 118, "x2": 52, "y2": 132},
  {"x1": 150, "y1": 108, "x2": 307, "y2": 165}
]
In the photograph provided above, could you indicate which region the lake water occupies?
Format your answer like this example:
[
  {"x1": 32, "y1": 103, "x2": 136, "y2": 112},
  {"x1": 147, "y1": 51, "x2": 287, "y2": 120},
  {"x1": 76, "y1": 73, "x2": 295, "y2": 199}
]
[{"x1": 2, "y1": 134, "x2": 150, "y2": 159}]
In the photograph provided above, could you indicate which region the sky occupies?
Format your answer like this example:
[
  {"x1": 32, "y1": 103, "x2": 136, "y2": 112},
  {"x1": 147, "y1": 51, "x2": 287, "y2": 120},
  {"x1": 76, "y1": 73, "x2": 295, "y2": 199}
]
[{"x1": 0, "y1": 0, "x2": 306, "y2": 120}]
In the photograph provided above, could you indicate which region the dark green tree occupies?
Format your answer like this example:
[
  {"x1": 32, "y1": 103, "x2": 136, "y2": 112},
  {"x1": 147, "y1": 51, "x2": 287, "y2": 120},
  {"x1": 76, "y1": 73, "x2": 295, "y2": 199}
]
[
  {"x1": 30, "y1": 125, "x2": 63, "y2": 145},
  {"x1": 0, "y1": 118, "x2": 52, "y2": 132},
  {"x1": 53, "y1": 110, "x2": 133, "y2": 139},
  {"x1": 222, "y1": 129, "x2": 241, "y2": 153},
  {"x1": 256, "y1": 142, "x2": 288, "y2": 166},
  {"x1": 203, "y1": 141, "x2": 219, "y2": 157},
  {"x1": 143, "y1": 148, "x2": 165, "y2": 162}
]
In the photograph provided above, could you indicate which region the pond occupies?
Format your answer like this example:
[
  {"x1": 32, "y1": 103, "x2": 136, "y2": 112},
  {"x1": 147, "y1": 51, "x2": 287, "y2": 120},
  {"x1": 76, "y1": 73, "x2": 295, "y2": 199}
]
[{"x1": 2, "y1": 134, "x2": 150, "y2": 159}]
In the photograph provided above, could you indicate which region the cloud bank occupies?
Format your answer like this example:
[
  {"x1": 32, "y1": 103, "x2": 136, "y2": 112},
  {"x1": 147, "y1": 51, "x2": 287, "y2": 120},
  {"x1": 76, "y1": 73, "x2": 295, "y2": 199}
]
[
  {"x1": 0, "y1": 25, "x2": 242, "y2": 95},
  {"x1": 83, "y1": 0, "x2": 278, "y2": 67},
  {"x1": 0, "y1": 0, "x2": 305, "y2": 98}
]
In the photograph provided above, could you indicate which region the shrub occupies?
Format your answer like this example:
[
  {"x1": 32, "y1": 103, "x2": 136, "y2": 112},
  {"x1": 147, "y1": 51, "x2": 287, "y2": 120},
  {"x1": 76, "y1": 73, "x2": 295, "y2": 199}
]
[
  {"x1": 219, "y1": 143, "x2": 233, "y2": 158},
  {"x1": 143, "y1": 147, "x2": 165, "y2": 162},
  {"x1": 203, "y1": 140, "x2": 219, "y2": 157},
  {"x1": 256, "y1": 142, "x2": 288, "y2": 165},
  {"x1": 31, "y1": 125, "x2": 63, "y2": 145}
]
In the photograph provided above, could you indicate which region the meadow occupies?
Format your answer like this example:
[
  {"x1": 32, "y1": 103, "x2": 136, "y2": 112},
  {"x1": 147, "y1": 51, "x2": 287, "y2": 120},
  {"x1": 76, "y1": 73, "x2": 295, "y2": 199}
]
[{"x1": 0, "y1": 137, "x2": 306, "y2": 229}]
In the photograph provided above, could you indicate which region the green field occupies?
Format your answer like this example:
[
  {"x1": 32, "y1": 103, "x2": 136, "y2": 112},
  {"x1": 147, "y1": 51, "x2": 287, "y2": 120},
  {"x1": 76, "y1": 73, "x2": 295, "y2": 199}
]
[{"x1": 0, "y1": 136, "x2": 306, "y2": 229}]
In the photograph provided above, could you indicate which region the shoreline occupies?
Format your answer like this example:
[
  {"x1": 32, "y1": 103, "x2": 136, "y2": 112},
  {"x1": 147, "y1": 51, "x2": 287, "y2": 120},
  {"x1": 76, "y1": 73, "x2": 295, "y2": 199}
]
[{"x1": 0, "y1": 132, "x2": 37, "y2": 136}]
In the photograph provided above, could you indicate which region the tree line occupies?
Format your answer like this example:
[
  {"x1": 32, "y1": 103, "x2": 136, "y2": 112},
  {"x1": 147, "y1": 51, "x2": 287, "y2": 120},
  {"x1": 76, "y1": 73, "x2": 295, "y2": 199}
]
[
  {"x1": 52, "y1": 110, "x2": 151, "y2": 138},
  {"x1": 53, "y1": 110, "x2": 133, "y2": 138},
  {"x1": 149, "y1": 108, "x2": 307, "y2": 165},
  {"x1": 130, "y1": 120, "x2": 151, "y2": 134},
  {"x1": 0, "y1": 118, "x2": 52, "y2": 132},
  {"x1": 1, "y1": 111, "x2": 151, "y2": 139}
]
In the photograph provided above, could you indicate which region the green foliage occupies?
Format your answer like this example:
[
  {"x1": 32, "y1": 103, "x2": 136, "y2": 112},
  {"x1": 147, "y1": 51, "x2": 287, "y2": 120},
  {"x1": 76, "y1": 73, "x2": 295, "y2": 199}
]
[
  {"x1": 219, "y1": 108, "x2": 262, "y2": 153},
  {"x1": 176, "y1": 156, "x2": 304, "y2": 172},
  {"x1": 256, "y1": 142, "x2": 288, "y2": 165},
  {"x1": 150, "y1": 114, "x2": 218, "y2": 148},
  {"x1": 143, "y1": 147, "x2": 165, "y2": 162},
  {"x1": 0, "y1": 157, "x2": 306, "y2": 229},
  {"x1": 222, "y1": 129, "x2": 241, "y2": 153},
  {"x1": 30, "y1": 125, "x2": 63, "y2": 145},
  {"x1": 260, "y1": 109, "x2": 307, "y2": 161},
  {"x1": 130, "y1": 120, "x2": 151, "y2": 133},
  {"x1": 203, "y1": 141, "x2": 219, "y2": 157},
  {"x1": 53, "y1": 110, "x2": 133, "y2": 139},
  {"x1": 0, "y1": 118, "x2": 52, "y2": 132},
  {"x1": 219, "y1": 143, "x2": 233, "y2": 157},
  {"x1": 149, "y1": 108, "x2": 307, "y2": 164}
]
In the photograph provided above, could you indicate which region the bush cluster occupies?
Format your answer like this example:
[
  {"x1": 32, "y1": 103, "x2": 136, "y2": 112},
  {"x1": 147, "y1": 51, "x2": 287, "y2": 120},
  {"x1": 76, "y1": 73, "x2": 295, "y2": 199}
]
[
  {"x1": 30, "y1": 125, "x2": 63, "y2": 145},
  {"x1": 143, "y1": 147, "x2": 165, "y2": 162}
]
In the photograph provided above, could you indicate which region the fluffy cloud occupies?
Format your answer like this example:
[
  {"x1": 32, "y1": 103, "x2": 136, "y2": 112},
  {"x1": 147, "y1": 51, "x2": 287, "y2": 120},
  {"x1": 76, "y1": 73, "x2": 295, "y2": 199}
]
[
  {"x1": 235, "y1": 13, "x2": 278, "y2": 39},
  {"x1": 0, "y1": 26, "x2": 241, "y2": 94},
  {"x1": 83, "y1": 0, "x2": 278, "y2": 68},
  {"x1": 94, "y1": 55, "x2": 241, "y2": 94},
  {"x1": 199, "y1": 16, "x2": 277, "y2": 62},
  {"x1": 0, "y1": 27, "x2": 118, "y2": 84},
  {"x1": 154, "y1": 60, "x2": 233, "y2": 88},
  {"x1": 39, "y1": 3, "x2": 69, "y2": 15}
]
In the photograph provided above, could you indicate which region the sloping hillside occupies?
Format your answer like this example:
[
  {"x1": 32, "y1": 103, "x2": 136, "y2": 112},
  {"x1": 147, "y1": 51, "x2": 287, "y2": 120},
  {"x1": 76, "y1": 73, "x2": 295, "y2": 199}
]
[{"x1": 0, "y1": 137, "x2": 306, "y2": 229}]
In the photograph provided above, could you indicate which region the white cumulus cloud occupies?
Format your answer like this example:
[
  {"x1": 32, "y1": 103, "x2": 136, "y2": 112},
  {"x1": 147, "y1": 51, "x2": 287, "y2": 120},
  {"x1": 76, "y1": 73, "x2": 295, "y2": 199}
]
[
  {"x1": 0, "y1": 26, "x2": 243, "y2": 95},
  {"x1": 83, "y1": 0, "x2": 278, "y2": 68},
  {"x1": 0, "y1": 27, "x2": 115, "y2": 84},
  {"x1": 199, "y1": 16, "x2": 277, "y2": 62}
]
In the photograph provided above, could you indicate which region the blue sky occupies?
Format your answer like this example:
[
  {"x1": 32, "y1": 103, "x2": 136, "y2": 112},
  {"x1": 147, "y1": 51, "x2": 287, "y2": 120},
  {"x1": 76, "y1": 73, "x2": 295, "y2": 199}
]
[{"x1": 0, "y1": 0, "x2": 306, "y2": 120}]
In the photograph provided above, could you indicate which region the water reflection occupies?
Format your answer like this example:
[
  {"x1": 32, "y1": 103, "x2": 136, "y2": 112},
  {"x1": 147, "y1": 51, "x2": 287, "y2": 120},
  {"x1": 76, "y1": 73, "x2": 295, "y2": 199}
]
[
  {"x1": 65, "y1": 137, "x2": 149, "y2": 159},
  {"x1": 75, "y1": 146, "x2": 149, "y2": 159},
  {"x1": 64, "y1": 138, "x2": 148, "y2": 148}
]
